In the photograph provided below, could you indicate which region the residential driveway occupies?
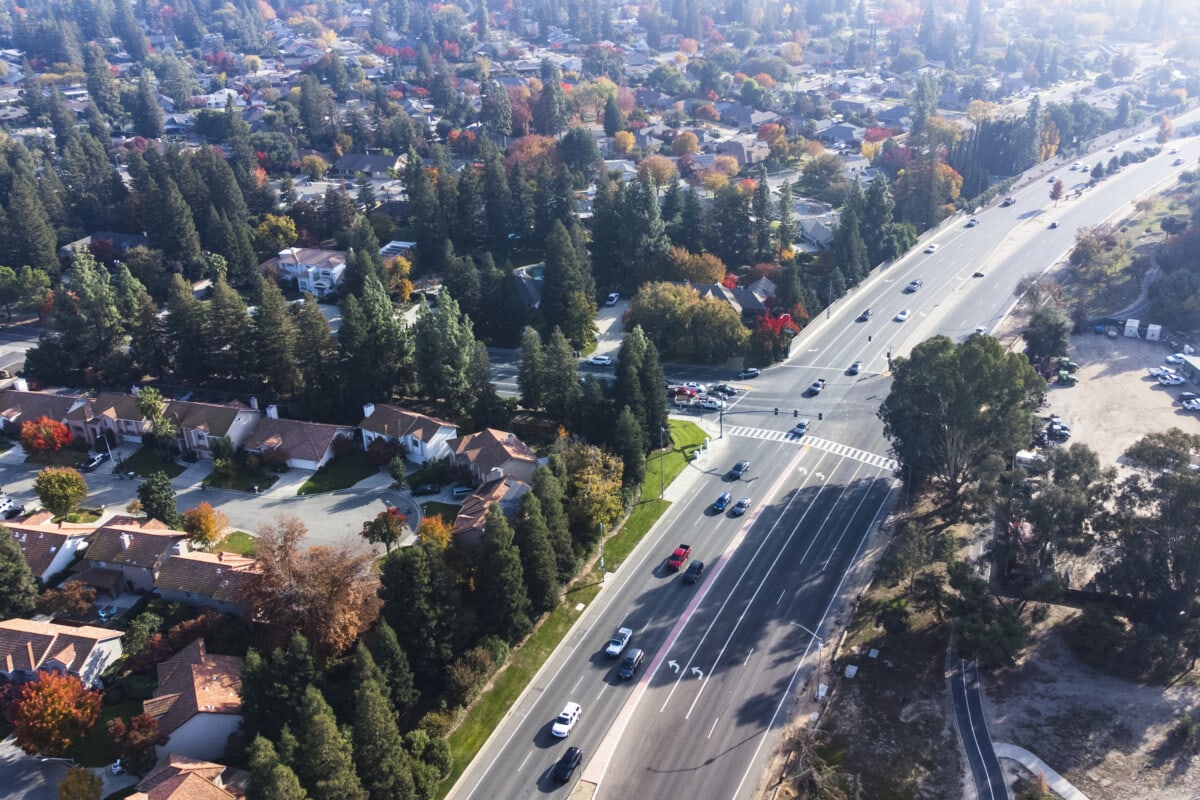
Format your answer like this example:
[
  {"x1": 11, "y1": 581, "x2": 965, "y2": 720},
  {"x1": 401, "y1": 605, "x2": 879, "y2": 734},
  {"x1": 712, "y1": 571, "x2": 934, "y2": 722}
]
[{"x1": 0, "y1": 446, "x2": 419, "y2": 550}]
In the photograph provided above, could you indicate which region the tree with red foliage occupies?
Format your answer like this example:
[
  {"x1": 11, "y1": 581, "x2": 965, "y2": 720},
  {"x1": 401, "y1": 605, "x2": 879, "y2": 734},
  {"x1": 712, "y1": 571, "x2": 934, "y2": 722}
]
[
  {"x1": 10, "y1": 672, "x2": 103, "y2": 756},
  {"x1": 749, "y1": 311, "x2": 800, "y2": 365},
  {"x1": 107, "y1": 713, "x2": 166, "y2": 775},
  {"x1": 360, "y1": 507, "x2": 408, "y2": 554},
  {"x1": 19, "y1": 416, "x2": 73, "y2": 453}
]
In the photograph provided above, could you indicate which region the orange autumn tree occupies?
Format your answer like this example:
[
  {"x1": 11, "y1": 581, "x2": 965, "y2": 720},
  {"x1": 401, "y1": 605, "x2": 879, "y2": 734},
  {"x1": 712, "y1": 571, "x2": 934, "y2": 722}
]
[
  {"x1": 20, "y1": 416, "x2": 73, "y2": 453},
  {"x1": 416, "y1": 515, "x2": 452, "y2": 548},
  {"x1": 181, "y1": 502, "x2": 230, "y2": 551},
  {"x1": 11, "y1": 672, "x2": 102, "y2": 756}
]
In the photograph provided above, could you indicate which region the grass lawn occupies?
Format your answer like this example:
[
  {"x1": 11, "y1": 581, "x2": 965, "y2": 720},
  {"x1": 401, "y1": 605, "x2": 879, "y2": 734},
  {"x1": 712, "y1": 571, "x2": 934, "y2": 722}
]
[
  {"x1": 117, "y1": 447, "x2": 185, "y2": 479},
  {"x1": 297, "y1": 450, "x2": 378, "y2": 495},
  {"x1": 421, "y1": 501, "x2": 460, "y2": 522},
  {"x1": 205, "y1": 463, "x2": 279, "y2": 493},
  {"x1": 60, "y1": 508, "x2": 103, "y2": 524},
  {"x1": 216, "y1": 531, "x2": 256, "y2": 556},
  {"x1": 71, "y1": 699, "x2": 142, "y2": 767},
  {"x1": 438, "y1": 420, "x2": 705, "y2": 797},
  {"x1": 26, "y1": 448, "x2": 87, "y2": 467}
]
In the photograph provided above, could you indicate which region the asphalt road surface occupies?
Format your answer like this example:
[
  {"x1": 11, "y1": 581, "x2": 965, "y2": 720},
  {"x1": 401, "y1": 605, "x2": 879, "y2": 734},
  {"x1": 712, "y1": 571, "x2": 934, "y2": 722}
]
[
  {"x1": 952, "y1": 658, "x2": 1006, "y2": 800},
  {"x1": 452, "y1": 112, "x2": 1200, "y2": 800}
]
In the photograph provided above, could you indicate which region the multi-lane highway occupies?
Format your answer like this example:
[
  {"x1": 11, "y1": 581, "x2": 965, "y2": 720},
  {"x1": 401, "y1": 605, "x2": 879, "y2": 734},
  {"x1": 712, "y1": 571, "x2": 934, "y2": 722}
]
[{"x1": 452, "y1": 115, "x2": 1200, "y2": 800}]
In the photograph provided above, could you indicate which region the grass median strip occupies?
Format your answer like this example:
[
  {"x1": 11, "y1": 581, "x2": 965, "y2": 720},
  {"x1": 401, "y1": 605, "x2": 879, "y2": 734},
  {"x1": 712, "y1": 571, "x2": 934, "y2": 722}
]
[{"x1": 438, "y1": 420, "x2": 705, "y2": 797}]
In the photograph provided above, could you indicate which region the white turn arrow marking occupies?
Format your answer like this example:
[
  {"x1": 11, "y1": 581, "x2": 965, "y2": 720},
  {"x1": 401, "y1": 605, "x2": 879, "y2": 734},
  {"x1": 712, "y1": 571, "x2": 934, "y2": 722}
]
[
  {"x1": 691, "y1": 667, "x2": 704, "y2": 679},
  {"x1": 668, "y1": 660, "x2": 680, "y2": 673}
]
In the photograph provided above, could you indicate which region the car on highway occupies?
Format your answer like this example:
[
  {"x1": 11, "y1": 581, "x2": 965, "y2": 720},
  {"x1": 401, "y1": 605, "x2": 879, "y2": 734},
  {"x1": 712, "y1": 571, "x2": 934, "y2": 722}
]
[
  {"x1": 848, "y1": 361, "x2": 863, "y2": 375},
  {"x1": 965, "y1": 217, "x2": 978, "y2": 227},
  {"x1": 895, "y1": 309, "x2": 911, "y2": 322},
  {"x1": 587, "y1": 355, "x2": 612, "y2": 366},
  {"x1": 737, "y1": 368, "x2": 760, "y2": 379},
  {"x1": 617, "y1": 648, "x2": 644, "y2": 679},
  {"x1": 711, "y1": 492, "x2": 732, "y2": 513},
  {"x1": 1109, "y1": 145, "x2": 1118, "y2": 152},
  {"x1": 807, "y1": 379, "x2": 826, "y2": 395},
  {"x1": 76, "y1": 452, "x2": 109, "y2": 472},
  {"x1": 1047, "y1": 175, "x2": 1058, "y2": 183},
  {"x1": 792, "y1": 419, "x2": 810, "y2": 436},
  {"x1": 1165, "y1": 353, "x2": 1187, "y2": 365},
  {"x1": 711, "y1": 383, "x2": 738, "y2": 396},
  {"x1": 411, "y1": 483, "x2": 440, "y2": 496},
  {"x1": 551, "y1": 702, "x2": 581, "y2": 738},
  {"x1": 730, "y1": 460, "x2": 750, "y2": 479},
  {"x1": 730, "y1": 497, "x2": 750, "y2": 517},
  {"x1": 905, "y1": 279, "x2": 924, "y2": 292},
  {"x1": 1001, "y1": 196, "x2": 1016, "y2": 206},
  {"x1": 605, "y1": 292, "x2": 620, "y2": 306},
  {"x1": 1070, "y1": 162, "x2": 1081, "y2": 170},
  {"x1": 605, "y1": 627, "x2": 632, "y2": 657},
  {"x1": 1175, "y1": 158, "x2": 1186, "y2": 166},
  {"x1": 1049, "y1": 221, "x2": 1059, "y2": 229},
  {"x1": 857, "y1": 308, "x2": 873, "y2": 321},
  {"x1": 552, "y1": 746, "x2": 583, "y2": 782},
  {"x1": 1170, "y1": 148, "x2": 1179, "y2": 154},
  {"x1": 699, "y1": 397, "x2": 724, "y2": 410},
  {"x1": 666, "y1": 544, "x2": 692, "y2": 570},
  {"x1": 923, "y1": 243, "x2": 940, "y2": 253},
  {"x1": 682, "y1": 561, "x2": 705, "y2": 584}
]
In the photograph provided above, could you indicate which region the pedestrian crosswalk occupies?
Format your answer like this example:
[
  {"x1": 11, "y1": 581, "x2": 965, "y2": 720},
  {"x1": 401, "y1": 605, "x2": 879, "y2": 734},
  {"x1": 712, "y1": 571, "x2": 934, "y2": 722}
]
[{"x1": 725, "y1": 425, "x2": 899, "y2": 472}]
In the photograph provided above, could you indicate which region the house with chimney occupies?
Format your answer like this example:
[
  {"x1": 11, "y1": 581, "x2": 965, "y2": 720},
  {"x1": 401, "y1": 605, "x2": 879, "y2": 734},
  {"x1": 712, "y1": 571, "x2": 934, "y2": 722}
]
[
  {"x1": 0, "y1": 618, "x2": 123, "y2": 688},
  {"x1": 452, "y1": 476, "x2": 532, "y2": 546},
  {"x1": 446, "y1": 428, "x2": 539, "y2": 486},
  {"x1": 70, "y1": 392, "x2": 150, "y2": 447},
  {"x1": 154, "y1": 552, "x2": 259, "y2": 616},
  {"x1": 131, "y1": 755, "x2": 247, "y2": 800},
  {"x1": 0, "y1": 388, "x2": 86, "y2": 439},
  {"x1": 5, "y1": 511, "x2": 95, "y2": 584},
  {"x1": 358, "y1": 404, "x2": 457, "y2": 465},
  {"x1": 241, "y1": 406, "x2": 356, "y2": 471},
  {"x1": 273, "y1": 247, "x2": 346, "y2": 298},
  {"x1": 144, "y1": 639, "x2": 243, "y2": 762},
  {"x1": 74, "y1": 519, "x2": 189, "y2": 595},
  {"x1": 166, "y1": 400, "x2": 261, "y2": 460}
]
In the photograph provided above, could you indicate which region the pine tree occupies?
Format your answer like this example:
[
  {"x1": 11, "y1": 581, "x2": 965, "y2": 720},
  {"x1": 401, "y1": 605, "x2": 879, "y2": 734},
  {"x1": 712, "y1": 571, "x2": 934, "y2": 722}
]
[
  {"x1": 165, "y1": 275, "x2": 209, "y2": 384},
  {"x1": 481, "y1": 141, "x2": 510, "y2": 254},
  {"x1": 353, "y1": 675, "x2": 417, "y2": 800},
  {"x1": 862, "y1": 174, "x2": 898, "y2": 264},
  {"x1": 751, "y1": 164, "x2": 774, "y2": 263},
  {"x1": 132, "y1": 71, "x2": 164, "y2": 139},
  {"x1": 404, "y1": 147, "x2": 443, "y2": 270},
  {"x1": 834, "y1": 207, "x2": 870, "y2": 286},
  {"x1": 288, "y1": 687, "x2": 367, "y2": 800},
  {"x1": 248, "y1": 736, "x2": 309, "y2": 800},
  {"x1": 476, "y1": 505, "x2": 532, "y2": 642},
  {"x1": 6, "y1": 173, "x2": 59, "y2": 276},
  {"x1": 678, "y1": 186, "x2": 704, "y2": 252},
  {"x1": 480, "y1": 80, "x2": 512, "y2": 141},
  {"x1": 613, "y1": 406, "x2": 646, "y2": 489},
  {"x1": 512, "y1": 493, "x2": 560, "y2": 614},
  {"x1": 517, "y1": 326, "x2": 546, "y2": 410},
  {"x1": 241, "y1": 634, "x2": 319, "y2": 742},
  {"x1": 137, "y1": 470, "x2": 181, "y2": 529},
  {"x1": 294, "y1": 296, "x2": 339, "y2": 419},
  {"x1": 370, "y1": 619, "x2": 418, "y2": 713},
  {"x1": 533, "y1": 60, "x2": 567, "y2": 136},
  {"x1": 776, "y1": 180, "x2": 797, "y2": 256},
  {"x1": 541, "y1": 221, "x2": 596, "y2": 349},
  {"x1": 467, "y1": 342, "x2": 508, "y2": 429},
  {"x1": 412, "y1": 291, "x2": 475, "y2": 416},
  {"x1": 543, "y1": 328, "x2": 582, "y2": 419},
  {"x1": 129, "y1": 290, "x2": 169, "y2": 379},
  {"x1": 602, "y1": 94, "x2": 627, "y2": 136},
  {"x1": 378, "y1": 540, "x2": 458, "y2": 690},
  {"x1": 155, "y1": 178, "x2": 202, "y2": 270},
  {"x1": 533, "y1": 465, "x2": 575, "y2": 582},
  {"x1": 254, "y1": 277, "x2": 301, "y2": 398},
  {"x1": 207, "y1": 278, "x2": 255, "y2": 384},
  {"x1": 0, "y1": 526, "x2": 37, "y2": 618}
]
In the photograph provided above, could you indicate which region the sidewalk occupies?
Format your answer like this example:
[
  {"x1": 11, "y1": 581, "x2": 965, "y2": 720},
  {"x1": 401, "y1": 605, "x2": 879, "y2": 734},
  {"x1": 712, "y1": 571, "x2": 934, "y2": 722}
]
[{"x1": 993, "y1": 742, "x2": 1091, "y2": 800}]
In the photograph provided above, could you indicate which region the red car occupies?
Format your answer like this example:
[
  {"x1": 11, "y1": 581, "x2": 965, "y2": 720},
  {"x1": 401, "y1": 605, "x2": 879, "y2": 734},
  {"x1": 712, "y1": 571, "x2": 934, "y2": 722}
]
[{"x1": 666, "y1": 544, "x2": 692, "y2": 571}]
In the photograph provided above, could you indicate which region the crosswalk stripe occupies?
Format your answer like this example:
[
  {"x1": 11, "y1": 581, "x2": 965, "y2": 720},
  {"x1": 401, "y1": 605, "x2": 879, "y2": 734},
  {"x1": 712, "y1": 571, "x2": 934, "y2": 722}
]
[{"x1": 725, "y1": 426, "x2": 898, "y2": 472}]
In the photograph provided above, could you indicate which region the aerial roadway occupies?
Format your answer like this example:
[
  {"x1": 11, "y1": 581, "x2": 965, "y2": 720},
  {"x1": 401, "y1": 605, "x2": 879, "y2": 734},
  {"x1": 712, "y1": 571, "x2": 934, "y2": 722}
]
[{"x1": 452, "y1": 114, "x2": 1200, "y2": 800}]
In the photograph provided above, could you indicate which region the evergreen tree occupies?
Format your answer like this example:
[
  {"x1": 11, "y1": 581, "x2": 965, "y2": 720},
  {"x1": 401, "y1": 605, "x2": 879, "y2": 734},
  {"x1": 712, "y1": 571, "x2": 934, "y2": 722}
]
[
  {"x1": 247, "y1": 736, "x2": 309, "y2": 800},
  {"x1": 776, "y1": 180, "x2": 796, "y2": 256},
  {"x1": 292, "y1": 687, "x2": 368, "y2": 800},
  {"x1": 480, "y1": 80, "x2": 512, "y2": 141},
  {"x1": 155, "y1": 178, "x2": 202, "y2": 270},
  {"x1": 114, "y1": 0, "x2": 149, "y2": 60},
  {"x1": 751, "y1": 164, "x2": 774, "y2": 263},
  {"x1": 517, "y1": 326, "x2": 546, "y2": 410},
  {"x1": 677, "y1": 187, "x2": 704, "y2": 252},
  {"x1": 441, "y1": 246, "x2": 481, "y2": 319},
  {"x1": 0, "y1": 526, "x2": 37, "y2": 618},
  {"x1": 512, "y1": 493, "x2": 560, "y2": 615},
  {"x1": 378, "y1": 540, "x2": 459, "y2": 691},
  {"x1": 412, "y1": 292, "x2": 475, "y2": 416},
  {"x1": 254, "y1": 277, "x2": 301, "y2": 398},
  {"x1": 207, "y1": 278, "x2": 255, "y2": 384},
  {"x1": 338, "y1": 273, "x2": 411, "y2": 414},
  {"x1": 137, "y1": 470, "x2": 181, "y2": 529},
  {"x1": 5, "y1": 173, "x2": 59, "y2": 276},
  {"x1": 475, "y1": 505, "x2": 533, "y2": 642},
  {"x1": 543, "y1": 328, "x2": 582, "y2": 420},
  {"x1": 241, "y1": 633, "x2": 319, "y2": 742},
  {"x1": 602, "y1": 94, "x2": 627, "y2": 137},
  {"x1": 533, "y1": 465, "x2": 575, "y2": 581},
  {"x1": 132, "y1": 71, "x2": 164, "y2": 139},
  {"x1": 613, "y1": 405, "x2": 646, "y2": 490},
  {"x1": 403, "y1": 148, "x2": 443, "y2": 270},
  {"x1": 481, "y1": 141, "x2": 510, "y2": 254},
  {"x1": 467, "y1": 341, "x2": 508, "y2": 429},
  {"x1": 353, "y1": 675, "x2": 417, "y2": 800},
  {"x1": 294, "y1": 296, "x2": 340, "y2": 420},
  {"x1": 862, "y1": 173, "x2": 898, "y2": 264},
  {"x1": 541, "y1": 221, "x2": 596, "y2": 348},
  {"x1": 129, "y1": 290, "x2": 170, "y2": 379},
  {"x1": 706, "y1": 185, "x2": 751, "y2": 267},
  {"x1": 533, "y1": 60, "x2": 568, "y2": 136},
  {"x1": 369, "y1": 620, "x2": 418, "y2": 714},
  {"x1": 834, "y1": 207, "x2": 870, "y2": 286}
]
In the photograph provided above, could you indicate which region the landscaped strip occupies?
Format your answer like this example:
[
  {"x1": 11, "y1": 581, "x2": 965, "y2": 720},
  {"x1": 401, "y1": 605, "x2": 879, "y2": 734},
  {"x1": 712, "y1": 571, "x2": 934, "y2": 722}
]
[
  {"x1": 296, "y1": 450, "x2": 378, "y2": 494},
  {"x1": 438, "y1": 419, "x2": 704, "y2": 797}
]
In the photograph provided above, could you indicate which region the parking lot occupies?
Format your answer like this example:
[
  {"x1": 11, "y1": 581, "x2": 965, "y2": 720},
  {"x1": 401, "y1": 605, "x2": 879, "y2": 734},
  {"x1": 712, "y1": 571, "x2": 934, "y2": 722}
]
[{"x1": 1043, "y1": 331, "x2": 1200, "y2": 467}]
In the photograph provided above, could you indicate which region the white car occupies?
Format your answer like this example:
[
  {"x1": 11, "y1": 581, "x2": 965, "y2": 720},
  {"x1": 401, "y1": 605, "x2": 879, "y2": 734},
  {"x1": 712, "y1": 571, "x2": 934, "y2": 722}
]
[
  {"x1": 605, "y1": 292, "x2": 620, "y2": 306},
  {"x1": 1165, "y1": 353, "x2": 1186, "y2": 365},
  {"x1": 924, "y1": 243, "x2": 940, "y2": 253},
  {"x1": 587, "y1": 355, "x2": 612, "y2": 366},
  {"x1": 552, "y1": 702, "x2": 581, "y2": 738},
  {"x1": 684, "y1": 381, "x2": 705, "y2": 391},
  {"x1": 1184, "y1": 399, "x2": 1200, "y2": 411},
  {"x1": 700, "y1": 397, "x2": 724, "y2": 410},
  {"x1": 895, "y1": 309, "x2": 911, "y2": 322},
  {"x1": 1170, "y1": 148, "x2": 1179, "y2": 154},
  {"x1": 1070, "y1": 162, "x2": 1081, "y2": 170},
  {"x1": 1160, "y1": 375, "x2": 1186, "y2": 386},
  {"x1": 1149, "y1": 367, "x2": 1176, "y2": 378},
  {"x1": 605, "y1": 627, "x2": 632, "y2": 657}
]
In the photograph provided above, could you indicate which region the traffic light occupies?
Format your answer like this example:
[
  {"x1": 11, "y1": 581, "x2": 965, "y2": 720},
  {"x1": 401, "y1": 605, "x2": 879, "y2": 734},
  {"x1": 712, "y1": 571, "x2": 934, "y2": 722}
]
[
  {"x1": 818, "y1": 412, "x2": 823, "y2": 421},
  {"x1": 793, "y1": 409, "x2": 798, "y2": 417}
]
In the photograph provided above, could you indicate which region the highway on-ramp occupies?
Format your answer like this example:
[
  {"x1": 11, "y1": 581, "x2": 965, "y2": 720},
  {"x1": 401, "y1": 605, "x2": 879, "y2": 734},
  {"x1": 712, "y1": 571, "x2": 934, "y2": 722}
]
[{"x1": 452, "y1": 117, "x2": 1200, "y2": 800}]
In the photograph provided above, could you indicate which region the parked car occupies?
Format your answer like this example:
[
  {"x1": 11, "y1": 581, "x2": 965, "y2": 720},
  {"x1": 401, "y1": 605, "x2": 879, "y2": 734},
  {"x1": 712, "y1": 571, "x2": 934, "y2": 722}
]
[
  {"x1": 605, "y1": 292, "x2": 620, "y2": 306},
  {"x1": 411, "y1": 483, "x2": 440, "y2": 496},
  {"x1": 1165, "y1": 353, "x2": 1187, "y2": 365},
  {"x1": 1178, "y1": 392, "x2": 1198, "y2": 404},
  {"x1": 97, "y1": 604, "x2": 120, "y2": 622},
  {"x1": 666, "y1": 544, "x2": 692, "y2": 570},
  {"x1": 76, "y1": 452, "x2": 109, "y2": 472},
  {"x1": 711, "y1": 492, "x2": 732, "y2": 513},
  {"x1": 905, "y1": 279, "x2": 924, "y2": 292},
  {"x1": 605, "y1": 627, "x2": 633, "y2": 657},
  {"x1": 684, "y1": 381, "x2": 705, "y2": 391},
  {"x1": 1149, "y1": 367, "x2": 1177, "y2": 378},
  {"x1": 1160, "y1": 375, "x2": 1186, "y2": 386},
  {"x1": 552, "y1": 747, "x2": 583, "y2": 782},
  {"x1": 551, "y1": 702, "x2": 581, "y2": 738},
  {"x1": 737, "y1": 368, "x2": 760, "y2": 379},
  {"x1": 587, "y1": 355, "x2": 612, "y2": 366},
  {"x1": 3, "y1": 502, "x2": 25, "y2": 520},
  {"x1": 730, "y1": 497, "x2": 750, "y2": 517},
  {"x1": 895, "y1": 309, "x2": 911, "y2": 322},
  {"x1": 451, "y1": 485, "x2": 474, "y2": 498},
  {"x1": 682, "y1": 561, "x2": 705, "y2": 584},
  {"x1": 730, "y1": 460, "x2": 751, "y2": 479},
  {"x1": 1184, "y1": 399, "x2": 1200, "y2": 411}
]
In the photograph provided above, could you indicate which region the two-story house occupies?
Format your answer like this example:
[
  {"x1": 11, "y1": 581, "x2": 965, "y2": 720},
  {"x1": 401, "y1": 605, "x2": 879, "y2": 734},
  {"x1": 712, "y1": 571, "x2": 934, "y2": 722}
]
[
  {"x1": 446, "y1": 428, "x2": 539, "y2": 486},
  {"x1": 75, "y1": 519, "x2": 189, "y2": 595},
  {"x1": 274, "y1": 247, "x2": 347, "y2": 298},
  {"x1": 144, "y1": 639, "x2": 242, "y2": 762},
  {"x1": 358, "y1": 404, "x2": 457, "y2": 465},
  {"x1": 6, "y1": 511, "x2": 95, "y2": 585},
  {"x1": 154, "y1": 552, "x2": 258, "y2": 616},
  {"x1": 132, "y1": 754, "x2": 246, "y2": 800},
  {"x1": 165, "y1": 400, "x2": 261, "y2": 459},
  {"x1": 0, "y1": 618, "x2": 123, "y2": 688},
  {"x1": 72, "y1": 392, "x2": 151, "y2": 447},
  {"x1": 0, "y1": 388, "x2": 86, "y2": 439}
]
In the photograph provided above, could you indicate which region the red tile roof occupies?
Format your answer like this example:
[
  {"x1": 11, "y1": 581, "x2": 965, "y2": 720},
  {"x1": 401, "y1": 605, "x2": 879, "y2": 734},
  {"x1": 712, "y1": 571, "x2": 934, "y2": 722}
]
[
  {"x1": 4, "y1": 517, "x2": 93, "y2": 577},
  {"x1": 83, "y1": 523, "x2": 187, "y2": 571},
  {"x1": 0, "y1": 618, "x2": 122, "y2": 676},
  {"x1": 446, "y1": 428, "x2": 537, "y2": 474},
  {"x1": 241, "y1": 417, "x2": 354, "y2": 463},
  {"x1": 128, "y1": 772, "x2": 235, "y2": 800},
  {"x1": 145, "y1": 639, "x2": 242, "y2": 736},
  {"x1": 137, "y1": 755, "x2": 227, "y2": 794},
  {"x1": 154, "y1": 552, "x2": 258, "y2": 604},
  {"x1": 359, "y1": 404, "x2": 454, "y2": 442}
]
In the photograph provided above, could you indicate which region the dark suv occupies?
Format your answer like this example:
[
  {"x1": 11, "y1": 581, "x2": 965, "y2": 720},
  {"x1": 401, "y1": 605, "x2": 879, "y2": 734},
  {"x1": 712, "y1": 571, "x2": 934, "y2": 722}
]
[
  {"x1": 552, "y1": 746, "x2": 583, "y2": 782},
  {"x1": 617, "y1": 648, "x2": 644, "y2": 679},
  {"x1": 730, "y1": 460, "x2": 750, "y2": 479}
]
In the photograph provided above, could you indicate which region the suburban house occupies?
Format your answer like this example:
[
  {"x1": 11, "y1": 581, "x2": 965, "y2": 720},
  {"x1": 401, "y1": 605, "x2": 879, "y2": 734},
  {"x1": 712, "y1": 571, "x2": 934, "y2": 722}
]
[
  {"x1": 818, "y1": 122, "x2": 867, "y2": 146},
  {"x1": 241, "y1": 407, "x2": 356, "y2": 471},
  {"x1": 75, "y1": 519, "x2": 189, "y2": 595},
  {"x1": 131, "y1": 754, "x2": 245, "y2": 800},
  {"x1": 154, "y1": 552, "x2": 259, "y2": 616},
  {"x1": 714, "y1": 139, "x2": 769, "y2": 166},
  {"x1": 446, "y1": 428, "x2": 539, "y2": 486},
  {"x1": 6, "y1": 511, "x2": 94, "y2": 584},
  {"x1": 166, "y1": 400, "x2": 261, "y2": 459},
  {"x1": 274, "y1": 247, "x2": 347, "y2": 298},
  {"x1": 333, "y1": 152, "x2": 405, "y2": 178},
  {"x1": 358, "y1": 404, "x2": 457, "y2": 465},
  {"x1": 71, "y1": 392, "x2": 150, "y2": 447},
  {"x1": 0, "y1": 388, "x2": 85, "y2": 438},
  {"x1": 512, "y1": 263, "x2": 543, "y2": 309},
  {"x1": 683, "y1": 282, "x2": 770, "y2": 325},
  {"x1": 0, "y1": 618, "x2": 123, "y2": 688},
  {"x1": 452, "y1": 476, "x2": 532, "y2": 546},
  {"x1": 144, "y1": 639, "x2": 243, "y2": 762}
]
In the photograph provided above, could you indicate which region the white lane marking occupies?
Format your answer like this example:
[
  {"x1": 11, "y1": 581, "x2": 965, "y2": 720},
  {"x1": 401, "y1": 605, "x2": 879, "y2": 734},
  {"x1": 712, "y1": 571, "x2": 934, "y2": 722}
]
[
  {"x1": 518, "y1": 751, "x2": 532, "y2": 772},
  {"x1": 570, "y1": 675, "x2": 584, "y2": 693},
  {"x1": 707, "y1": 717, "x2": 720, "y2": 739},
  {"x1": 743, "y1": 649, "x2": 754, "y2": 666},
  {"x1": 777, "y1": 589, "x2": 785, "y2": 605}
]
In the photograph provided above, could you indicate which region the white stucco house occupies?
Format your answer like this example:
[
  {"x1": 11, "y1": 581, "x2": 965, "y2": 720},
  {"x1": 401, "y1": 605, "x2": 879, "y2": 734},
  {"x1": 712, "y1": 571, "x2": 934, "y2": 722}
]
[
  {"x1": 145, "y1": 639, "x2": 243, "y2": 762},
  {"x1": 357, "y1": 404, "x2": 457, "y2": 465}
]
